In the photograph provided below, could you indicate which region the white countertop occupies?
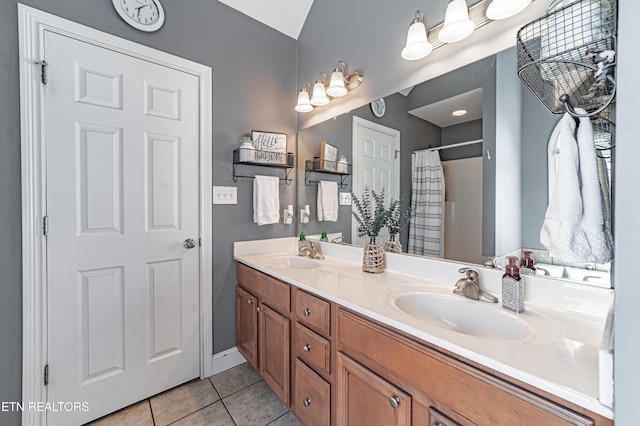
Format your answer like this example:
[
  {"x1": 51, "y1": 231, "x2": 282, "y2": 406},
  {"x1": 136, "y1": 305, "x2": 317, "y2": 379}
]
[{"x1": 233, "y1": 237, "x2": 614, "y2": 419}]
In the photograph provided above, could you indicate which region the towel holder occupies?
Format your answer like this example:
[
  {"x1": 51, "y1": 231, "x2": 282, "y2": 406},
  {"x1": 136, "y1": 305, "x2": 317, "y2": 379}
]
[
  {"x1": 304, "y1": 159, "x2": 351, "y2": 189},
  {"x1": 232, "y1": 149, "x2": 294, "y2": 185}
]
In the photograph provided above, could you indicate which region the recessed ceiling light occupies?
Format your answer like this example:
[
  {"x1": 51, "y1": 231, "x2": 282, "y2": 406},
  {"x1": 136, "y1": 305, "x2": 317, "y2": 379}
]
[{"x1": 452, "y1": 109, "x2": 468, "y2": 116}]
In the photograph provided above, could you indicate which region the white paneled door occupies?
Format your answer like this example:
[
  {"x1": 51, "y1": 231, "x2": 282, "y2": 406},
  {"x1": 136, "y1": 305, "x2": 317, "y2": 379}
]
[
  {"x1": 352, "y1": 117, "x2": 400, "y2": 246},
  {"x1": 45, "y1": 31, "x2": 200, "y2": 425}
]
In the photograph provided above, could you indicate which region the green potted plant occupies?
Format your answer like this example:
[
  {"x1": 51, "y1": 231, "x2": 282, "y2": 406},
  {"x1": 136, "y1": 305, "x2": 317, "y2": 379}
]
[
  {"x1": 351, "y1": 188, "x2": 388, "y2": 273},
  {"x1": 384, "y1": 199, "x2": 413, "y2": 253}
]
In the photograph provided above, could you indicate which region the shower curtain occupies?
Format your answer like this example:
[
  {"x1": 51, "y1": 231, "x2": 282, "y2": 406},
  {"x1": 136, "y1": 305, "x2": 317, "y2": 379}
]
[{"x1": 408, "y1": 149, "x2": 445, "y2": 257}]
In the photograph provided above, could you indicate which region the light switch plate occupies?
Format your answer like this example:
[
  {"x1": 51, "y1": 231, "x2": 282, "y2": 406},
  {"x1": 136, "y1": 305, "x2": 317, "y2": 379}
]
[
  {"x1": 212, "y1": 186, "x2": 237, "y2": 204},
  {"x1": 339, "y1": 192, "x2": 352, "y2": 205}
]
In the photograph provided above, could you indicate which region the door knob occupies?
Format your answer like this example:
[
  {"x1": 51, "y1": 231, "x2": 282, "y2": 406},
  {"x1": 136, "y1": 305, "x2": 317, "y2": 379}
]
[{"x1": 183, "y1": 238, "x2": 196, "y2": 249}]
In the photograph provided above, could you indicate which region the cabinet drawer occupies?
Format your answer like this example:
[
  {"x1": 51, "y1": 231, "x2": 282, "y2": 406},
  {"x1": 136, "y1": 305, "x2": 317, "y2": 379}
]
[
  {"x1": 295, "y1": 289, "x2": 330, "y2": 335},
  {"x1": 293, "y1": 359, "x2": 330, "y2": 426},
  {"x1": 295, "y1": 322, "x2": 331, "y2": 376},
  {"x1": 237, "y1": 263, "x2": 290, "y2": 314},
  {"x1": 428, "y1": 407, "x2": 461, "y2": 426}
]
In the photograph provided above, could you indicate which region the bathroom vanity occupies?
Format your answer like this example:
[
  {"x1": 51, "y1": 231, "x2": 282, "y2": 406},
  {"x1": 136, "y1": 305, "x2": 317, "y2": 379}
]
[{"x1": 234, "y1": 238, "x2": 613, "y2": 425}]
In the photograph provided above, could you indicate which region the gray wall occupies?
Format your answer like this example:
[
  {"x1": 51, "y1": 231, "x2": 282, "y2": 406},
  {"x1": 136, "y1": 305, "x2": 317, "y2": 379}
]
[
  {"x1": 614, "y1": 0, "x2": 640, "y2": 422},
  {"x1": 0, "y1": 0, "x2": 296, "y2": 422}
]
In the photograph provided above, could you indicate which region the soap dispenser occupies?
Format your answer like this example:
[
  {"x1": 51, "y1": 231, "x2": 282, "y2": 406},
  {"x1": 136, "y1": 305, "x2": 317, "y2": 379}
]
[
  {"x1": 298, "y1": 231, "x2": 307, "y2": 254},
  {"x1": 519, "y1": 250, "x2": 536, "y2": 275},
  {"x1": 320, "y1": 229, "x2": 329, "y2": 242},
  {"x1": 502, "y1": 256, "x2": 524, "y2": 313}
]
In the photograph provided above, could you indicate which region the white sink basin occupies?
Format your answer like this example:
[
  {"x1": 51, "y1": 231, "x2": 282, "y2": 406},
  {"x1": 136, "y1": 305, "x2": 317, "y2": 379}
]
[
  {"x1": 386, "y1": 290, "x2": 535, "y2": 342},
  {"x1": 267, "y1": 256, "x2": 320, "y2": 270}
]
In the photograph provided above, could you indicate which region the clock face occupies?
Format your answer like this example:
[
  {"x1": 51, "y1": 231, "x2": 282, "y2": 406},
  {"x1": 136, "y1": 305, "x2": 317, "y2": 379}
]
[
  {"x1": 113, "y1": 0, "x2": 165, "y2": 32},
  {"x1": 371, "y1": 98, "x2": 386, "y2": 118}
]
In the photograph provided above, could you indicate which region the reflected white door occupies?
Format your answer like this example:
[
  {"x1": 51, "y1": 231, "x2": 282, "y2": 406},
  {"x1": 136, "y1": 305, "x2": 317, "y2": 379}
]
[
  {"x1": 45, "y1": 31, "x2": 200, "y2": 425},
  {"x1": 352, "y1": 117, "x2": 400, "y2": 246}
]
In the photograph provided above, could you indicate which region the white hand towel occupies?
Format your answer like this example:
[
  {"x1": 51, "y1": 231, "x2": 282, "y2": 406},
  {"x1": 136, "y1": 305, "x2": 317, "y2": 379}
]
[
  {"x1": 540, "y1": 109, "x2": 613, "y2": 263},
  {"x1": 317, "y1": 181, "x2": 338, "y2": 222},
  {"x1": 253, "y1": 175, "x2": 280, "y2": 226}
]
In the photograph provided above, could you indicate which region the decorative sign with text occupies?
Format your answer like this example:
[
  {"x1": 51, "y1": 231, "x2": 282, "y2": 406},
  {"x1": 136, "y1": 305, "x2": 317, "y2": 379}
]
[{"x1": 251, "y1": 131, "x2": 287, "y2": 165}]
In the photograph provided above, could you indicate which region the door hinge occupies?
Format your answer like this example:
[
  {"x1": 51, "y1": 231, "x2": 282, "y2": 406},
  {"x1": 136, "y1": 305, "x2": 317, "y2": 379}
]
[
  {"x1": 395, "y1": 149, "x2": 400, "y2": 159},
  {"x1": 44, "y1": 364, "x2": 49, "y2": 386},
  {"x1": 199, "y1": 238, "x2": 202, "y2": 247},
  {"x1": 43, "y1": 216, "x2": 49, "y2": 237},
  {"x1": 36, "y1": 60, "x2": 47, "y2": 84}
]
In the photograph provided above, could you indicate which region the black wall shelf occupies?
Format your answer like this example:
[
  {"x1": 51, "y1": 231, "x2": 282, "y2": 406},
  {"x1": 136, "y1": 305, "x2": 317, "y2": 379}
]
[
  {"x1": 304, "y1": 159, "x2": 351, "y2": 189},
  {"x1": 233, "y1": 149, "x2": 294, "y2": 185}
]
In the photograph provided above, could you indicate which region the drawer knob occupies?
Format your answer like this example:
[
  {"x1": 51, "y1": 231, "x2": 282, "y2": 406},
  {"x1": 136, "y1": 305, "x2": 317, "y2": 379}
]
[
  {"x1": 303, "y1": 344, "x2": 311, "y2": 352},
  {"x1": 432, "y1": 423, "x2": 442, "y2": 426},
  {"x1": 303, "y1": 398, "x2": 311, "y2": 408},
  {"x1": 303, "y1": 308, "x2": 311, "y2": 316},
  {"x1": 247, "y1": 299, "x2": 255, "y2": 305},
  {"x1": 389, "y1": 396, "x2": 400, "y2": 409},
  {"x1": 256, "y1": 307, "x2": 263, "y2": 312}
]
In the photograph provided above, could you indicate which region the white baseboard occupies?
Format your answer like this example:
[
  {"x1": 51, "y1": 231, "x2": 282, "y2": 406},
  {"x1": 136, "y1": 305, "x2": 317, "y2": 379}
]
[{"x1": 210, "y1": 347, "x2": 246, "y2": 376}]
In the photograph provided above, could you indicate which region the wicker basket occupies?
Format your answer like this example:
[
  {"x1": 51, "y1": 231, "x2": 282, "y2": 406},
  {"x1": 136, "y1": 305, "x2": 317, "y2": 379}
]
[
  {"x1": 384, "y1": 240, "x2": 403, "y2": 254},
  {"x1": 362, "y1": 242, "x2": 385, "y2": 273}
]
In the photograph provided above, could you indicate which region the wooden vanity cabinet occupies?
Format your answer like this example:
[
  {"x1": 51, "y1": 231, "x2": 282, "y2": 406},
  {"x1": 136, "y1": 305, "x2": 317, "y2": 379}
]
[
  {"x1": 236, "y1": 263, "x2": 613, "y2": 426},
  {"x1": 337, "y1": 308, "x2": 609, "y2": 426},
  {"x1": 236, "y1": 264, "x2": 291, "y2": 405}
]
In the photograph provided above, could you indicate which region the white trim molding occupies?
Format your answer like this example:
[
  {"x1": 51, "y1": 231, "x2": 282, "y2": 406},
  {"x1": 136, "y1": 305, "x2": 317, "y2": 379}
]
[
  {"x1": 211, "y1": 347, "x2": 247, "y2": 376},
  {"x1": 18, "y1": 5, "x2": 213, "y2": 425}
]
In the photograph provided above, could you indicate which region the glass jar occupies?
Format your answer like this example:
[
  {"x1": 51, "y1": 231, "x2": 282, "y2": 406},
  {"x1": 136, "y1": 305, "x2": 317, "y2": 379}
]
[
  {"x1": 239, "y1": 136, "x2": 255, "y2": 162},
  {"x1": 337, "y1": 154, "x2": 348, "y2": 174}
]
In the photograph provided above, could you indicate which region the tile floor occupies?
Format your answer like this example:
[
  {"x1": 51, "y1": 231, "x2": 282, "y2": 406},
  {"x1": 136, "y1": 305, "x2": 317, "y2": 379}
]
[{"x1": 87, "y1": 362, "x2": 302, "y2": 426}]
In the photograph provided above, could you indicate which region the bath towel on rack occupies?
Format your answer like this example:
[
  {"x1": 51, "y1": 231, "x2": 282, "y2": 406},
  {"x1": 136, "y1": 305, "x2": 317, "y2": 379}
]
[
  {"x1": 540, "y1": 109, "x2": 613, "y2": 263},
  {"x1": 253, "y1": 175, "x2": 280, "y2": 226},
  {"x1": 317, "y1": 180, "x2": 338, "y2": 222}
]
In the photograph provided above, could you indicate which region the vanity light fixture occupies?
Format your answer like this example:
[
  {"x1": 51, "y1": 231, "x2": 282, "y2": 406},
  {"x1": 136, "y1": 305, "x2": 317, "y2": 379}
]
[
  {"x1": 326, "y1": 61, "x2": 349, "y2": 98},
  {"x1": 294, "y1": 82, "x2": 314, "y2": 113},
  {"x1": 402, "y1": 0, "x2": 535, "y2": 61},
  {"x1": 401, "y1": 10, "x2": 433, "y2": 61},
  {"x1": 310, "y1": 72, "x2": 330, "y2": 107},
  {"x1": 486, "y1": 0, "x2": 532, "y2": 20},
  {"x1": 438, "y1": 0, "x2": 475, "y2": 43},
  {"x1": 296, "y1": 62, "x2": 364, "y2": 113},
  {"x1": 452, "y1": 109, "x2": 468, "y2": 116}
]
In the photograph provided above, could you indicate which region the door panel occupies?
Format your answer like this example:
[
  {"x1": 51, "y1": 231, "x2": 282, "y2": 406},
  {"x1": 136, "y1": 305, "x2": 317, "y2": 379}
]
[
  {"x1": 352, "y1": 118, "x2": 400, "y2": 245},
  {"x1": 45, "y1": 31, "x2": 201, "y2": 425}
]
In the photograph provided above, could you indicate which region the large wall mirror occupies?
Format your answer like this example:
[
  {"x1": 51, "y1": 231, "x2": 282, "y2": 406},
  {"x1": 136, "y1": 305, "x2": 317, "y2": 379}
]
[{"x1": 297, "y1": 46, "x2": 613, "y2": 288}]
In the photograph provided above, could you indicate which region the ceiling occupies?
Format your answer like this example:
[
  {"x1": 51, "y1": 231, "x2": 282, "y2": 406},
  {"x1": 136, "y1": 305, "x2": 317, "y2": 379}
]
[
  {"x1": 408, "y1": 88, "x2": 483, "y2": 128},
  {"x1": 217, "y1": 0, "x2": 314, "y2": 39}
]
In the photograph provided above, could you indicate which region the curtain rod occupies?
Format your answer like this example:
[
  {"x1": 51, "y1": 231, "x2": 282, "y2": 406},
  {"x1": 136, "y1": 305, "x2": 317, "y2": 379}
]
[{"x1": 415, "y1": 139, "x2": 483, "y2": 153}]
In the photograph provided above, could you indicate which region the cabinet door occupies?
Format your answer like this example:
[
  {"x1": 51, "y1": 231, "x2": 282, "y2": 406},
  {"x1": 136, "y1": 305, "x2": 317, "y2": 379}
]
[
  {"x1": 337, "y1": 353, "x2": 411, "y2": 426},
  {"x1": 236, "y1": 287, "x2": 258, "y2": 369},
  {"x1": 259, "y1": 303, "x2": 291, "y2": 405},
  {"x1": 293, "y1": 359, "x2": 331, "y2": 426}
]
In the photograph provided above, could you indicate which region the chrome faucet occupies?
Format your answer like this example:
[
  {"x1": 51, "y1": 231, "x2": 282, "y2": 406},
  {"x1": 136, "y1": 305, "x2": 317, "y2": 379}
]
[
  {"x1": 453, "y1": 268, "x2": 497, "y2": 303},
  {"x1": 298, "y1": 241, "x2": 325, "y2": 260}
]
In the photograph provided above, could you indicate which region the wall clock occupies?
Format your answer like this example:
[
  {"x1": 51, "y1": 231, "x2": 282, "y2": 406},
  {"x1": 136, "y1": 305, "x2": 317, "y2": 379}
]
[
  {"x1": 371, "y1": 98, "x2": 386, "y2": 118},
  {"x1": 112, "y1": 0, "x2": 165, "y2": 32}
]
